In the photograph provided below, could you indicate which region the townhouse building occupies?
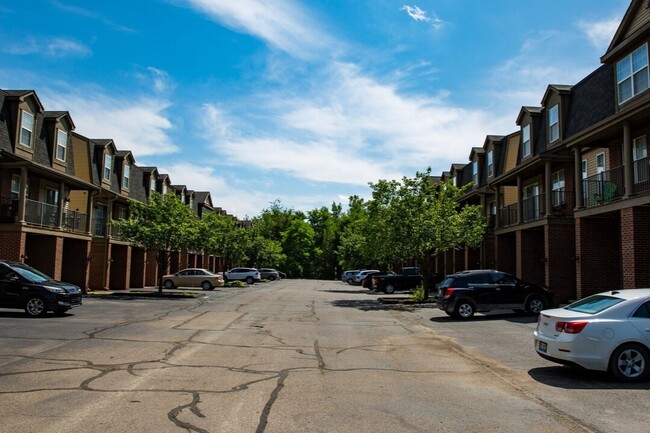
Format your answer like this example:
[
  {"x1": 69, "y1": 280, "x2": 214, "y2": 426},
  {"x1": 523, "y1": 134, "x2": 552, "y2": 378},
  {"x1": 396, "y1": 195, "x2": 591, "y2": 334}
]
[
  {"x1": 437, "y1": 0, "x2": 650, "y2": 304},
  {"x1": 0, "y1": 89, "x2": 243, "y2": 291}
]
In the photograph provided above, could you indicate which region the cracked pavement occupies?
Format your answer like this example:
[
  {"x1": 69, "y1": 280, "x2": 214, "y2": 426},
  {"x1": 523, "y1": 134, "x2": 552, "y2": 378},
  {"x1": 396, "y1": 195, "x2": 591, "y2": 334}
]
[{"x1": 0, "y1": 280, "x2": 646, "y2": 432}]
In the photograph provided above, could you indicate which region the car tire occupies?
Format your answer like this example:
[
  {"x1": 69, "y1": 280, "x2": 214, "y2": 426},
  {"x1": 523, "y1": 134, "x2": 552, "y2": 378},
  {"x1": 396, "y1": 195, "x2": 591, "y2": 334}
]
[
  {"x1": 453, "y1": 300, "x2": 475, "y2": 319},
  {"x1": 609, "y1": 343, "x2": 649, "y2": 382},
  {"x1": 163, "y1": 280, "x2": 175, "y2": 289},
  {"x1": 201, "y1": 281, "x2": 213, "y2": 291},
  {"x1": 525, "y1": 295, "x2": 546, "y2": 314},
  {"x1": 246, "y1": 276, "x2": 254, "y2": 284},
  {"x1": 268, "y1": 276, "x2": 276, "y2": 281},
  {"x1": 384, "y1": 284, "x2": 395, "y2": 294},
  {"x1": 25, "y1": 296, "x2": 47, "y2": 317},
  {"x1": 347, "y1": 278, "x2": 354, "y2": 284}
]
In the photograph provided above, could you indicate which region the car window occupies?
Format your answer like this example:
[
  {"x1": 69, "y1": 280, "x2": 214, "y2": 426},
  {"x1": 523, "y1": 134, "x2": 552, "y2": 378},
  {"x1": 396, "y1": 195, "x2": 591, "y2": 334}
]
[
  {"x1": 566, "y1": 295, "x2": 625, "y2": 314},
  {"x1": 468, "y1": 274, "x2": 492, "y2": 284},
  {"x1": 0, "y1": 266, "x2": 18, "y2": 280},
  {"x1": 632, "y1": 301, "x2": 650, "y2": 318},
  {"x1": 11, "y1": 264, "x2": 51, "y2": 283},
  {"x1": 492, "y1": 273, "x2": 516, "y2": 285}
]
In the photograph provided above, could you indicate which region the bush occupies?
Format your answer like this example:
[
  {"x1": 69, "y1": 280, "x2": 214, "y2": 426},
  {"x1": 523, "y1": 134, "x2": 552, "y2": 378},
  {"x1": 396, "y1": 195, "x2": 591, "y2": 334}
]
[
  {"x1": 225, "y1": 280, "x2": 247, "y2": 287},
  {"x1": 410, "y1": 284, "x2": 427, "y2": 302}
]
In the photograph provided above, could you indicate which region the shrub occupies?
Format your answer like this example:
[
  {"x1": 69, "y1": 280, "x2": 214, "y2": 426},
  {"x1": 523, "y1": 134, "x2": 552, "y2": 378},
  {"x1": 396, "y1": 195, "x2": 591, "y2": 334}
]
[{"x1": 410, "y1": 284, "x2": 427, "y2": 302}]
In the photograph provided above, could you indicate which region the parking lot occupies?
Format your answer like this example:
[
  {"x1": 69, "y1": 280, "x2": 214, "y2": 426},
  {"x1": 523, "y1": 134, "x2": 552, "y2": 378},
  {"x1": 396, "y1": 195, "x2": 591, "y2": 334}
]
[{"x1": 0, "y1": 279, "x2": 648, "y2": 433}]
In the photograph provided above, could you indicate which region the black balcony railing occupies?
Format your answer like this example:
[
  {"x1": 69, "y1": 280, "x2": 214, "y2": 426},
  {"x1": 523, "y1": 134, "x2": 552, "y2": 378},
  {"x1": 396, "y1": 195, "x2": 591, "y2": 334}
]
[
  {"x1": 522, "y1": 194, "x2": 544, "y2": 223},
  {"x1": 549, "y1": 189, "x2": 575, "y2": 217},
  {"x1": 633, "y1": 156, "x2": 650, "y2": 195},
  {"x1": 499, "y1": 203, "x2": 518, "y2": 227},
  {"x1": 63, "y1": 210, "x2": 87, "y2": 233},
  {"x1": 583, "y1": 166, "x2": 624, "y2": 208}
]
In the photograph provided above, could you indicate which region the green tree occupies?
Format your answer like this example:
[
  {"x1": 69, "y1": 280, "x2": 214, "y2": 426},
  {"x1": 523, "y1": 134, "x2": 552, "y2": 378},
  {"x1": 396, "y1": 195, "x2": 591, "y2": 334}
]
[
  {"x1": 367, "y1": 169, "x2": 487, "y2": 297},
  {"x1": 197, "y1": 212, "x2": 248, "y2": 271},
  {"x1": 281, "y1": 219, "x2": 317, "y2": 278},
  {"x1": 117, "y1": 192, "x2": 199, "y2": 292}
]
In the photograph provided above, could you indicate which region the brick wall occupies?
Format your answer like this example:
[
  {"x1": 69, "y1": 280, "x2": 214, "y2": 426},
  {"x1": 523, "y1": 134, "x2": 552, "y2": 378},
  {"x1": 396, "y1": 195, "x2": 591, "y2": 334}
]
[
  {"x1": 621, "y1": 207, "x2": 650, "y2": 288},
  {"x1": 25, "y1": 234, "x2": 63, "y2": 279},
  {"x1": 61, "y1": 239, "x2": 90, "y2": 291},
  {"x1": 518, "y1": 229, "x2": 545, "y2": 286},
  {"x1": 89, "y1": 239, "x2": 110, "y2": 290},
  {"x1": 0, "y1": 231, "x2": 26, "y2": 261}
]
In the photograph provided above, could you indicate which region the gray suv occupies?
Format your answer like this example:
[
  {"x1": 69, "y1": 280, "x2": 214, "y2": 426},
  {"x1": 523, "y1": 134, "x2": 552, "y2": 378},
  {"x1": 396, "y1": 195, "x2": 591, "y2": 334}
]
[{"x1": 224, "y1": 268, "x2": 261, "y2": 284}]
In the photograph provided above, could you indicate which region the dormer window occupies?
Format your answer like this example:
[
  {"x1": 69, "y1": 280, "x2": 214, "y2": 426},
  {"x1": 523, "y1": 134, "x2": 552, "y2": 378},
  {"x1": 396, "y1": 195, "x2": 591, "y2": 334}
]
[
  {"x1": 549, "y1": 105, "x2": 559, "y2": 143},
  {"x1": 103, "y1": 154, "x2": 112, "y2": 181},
  {"x1": 123, "y1": 164, "x2": 130, "y2": 189},
  {"x1": 487, "y1": 150, "x2": 494, "y2": 177},
  {"x1": 162, "y1": 183, "x2": 168, "y2": 195},
  {"x1": 522, "y1": 125, "x2": 531, "y2": 157},
  {"x1": 472, "y1": 161, "x2": 478, "y2": 186},
  {"x1": 617, "y1": 43, "x2": 649, "y2": 104},
  {"x1": 56, "y1": 130, "x2": 67, "y2": 161},
  {"x1": 150, "y1": 177, "x2": 156, "y2": 194},
  {"x1": 20, "y1": 110, "x2": 34, "y2": 147}
]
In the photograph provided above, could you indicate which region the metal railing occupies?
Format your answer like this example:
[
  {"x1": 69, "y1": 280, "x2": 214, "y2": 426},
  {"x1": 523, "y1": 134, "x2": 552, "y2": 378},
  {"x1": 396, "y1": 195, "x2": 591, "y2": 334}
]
[
  {"x1": 522, "y1": 194, "x2": 544, "y2": 223},
  {"x1": 25, "y1": 199, "x2": 58, "y2": 228},
  {"x1": 549, "y1": 189, "x2": 574, "y2": 217},
  {"x1": 633, "y1": 156, "x2": 650, "y2": 195},
  {"x1": 583, "y1": 166, "x2": 624, "y2": 208},
  {"x1": 499, "y1": 203, "x2": 518, "y2": 227},
  {"x1": 63, "y1": 210, "x2": 87, "y2": 233}
]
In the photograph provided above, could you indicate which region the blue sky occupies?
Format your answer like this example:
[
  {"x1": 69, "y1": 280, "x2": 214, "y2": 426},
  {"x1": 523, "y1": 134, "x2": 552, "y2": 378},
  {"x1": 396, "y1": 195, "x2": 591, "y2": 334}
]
[{"x1": 0, "y1": 0, "x2": 630, "y2": 218}]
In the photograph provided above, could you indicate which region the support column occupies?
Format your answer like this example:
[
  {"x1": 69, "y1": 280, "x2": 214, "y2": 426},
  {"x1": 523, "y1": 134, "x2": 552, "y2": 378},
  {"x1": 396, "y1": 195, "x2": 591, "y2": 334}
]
[
  {"x1": 574, "y1": 147, "x2": 583, "y2": 209},
  {"x1": 17, "y1": 167, "x2": 27, "y2": 223},
  {"x1": 623, "y1": 121, "x2": 633, "y2": 198},
  {"x1": 544, "y1": 161, "x2": 552, "y2": 217},
  {"x1": 516, "y1": 176, "x2": 522, "y2": 223}
]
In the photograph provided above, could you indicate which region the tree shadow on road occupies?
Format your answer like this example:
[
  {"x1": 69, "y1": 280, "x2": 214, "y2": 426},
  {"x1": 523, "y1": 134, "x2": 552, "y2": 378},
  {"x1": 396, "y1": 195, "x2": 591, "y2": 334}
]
[
  {"x1": 429, "y1": 313, "x2": 538, "y2": 324},
  {"x1": 329, "y1": 299, "x2": 424, "y2": 312},
  {"x1": 528, "y1": 366, "x2": 650, "y2": 390}
]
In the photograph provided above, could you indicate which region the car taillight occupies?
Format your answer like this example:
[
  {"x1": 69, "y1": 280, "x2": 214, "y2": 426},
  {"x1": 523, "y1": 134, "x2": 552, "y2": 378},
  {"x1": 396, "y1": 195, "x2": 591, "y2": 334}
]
[
  {"x1": 442, "y1": 288, "x2": 456, "y2": 299},
  {"x1": 555, "y1": 321, "x2": 588, "y2": 334}
]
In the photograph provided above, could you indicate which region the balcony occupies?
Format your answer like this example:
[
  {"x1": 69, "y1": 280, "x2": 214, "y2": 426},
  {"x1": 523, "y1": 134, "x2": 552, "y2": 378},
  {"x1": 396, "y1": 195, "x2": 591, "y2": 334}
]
[
  {"x1": 633, "y1": 156, "x2": 650, "y2": 195},
  {"x1": 498, "y1": 191, "x2": 575, "y2": 229},
  {"x1": 583, "y1": 166, "x2": 624, "y2": 208},
  {"x1": 25, "y1": 199, "x2": 59, "y2": 228},
  {"x1": 499, "y1": 203, "x2": 518, "y2": 227}
]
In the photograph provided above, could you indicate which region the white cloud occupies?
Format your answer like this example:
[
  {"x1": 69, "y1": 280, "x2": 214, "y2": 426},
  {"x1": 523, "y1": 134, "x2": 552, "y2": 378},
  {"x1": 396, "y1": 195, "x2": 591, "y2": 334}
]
[
  {"x1": 179, "y1": 0, "x2": 336, "y2": 59},
  {"x1": 579, "y1": 17, "x2": 620, "y2": 51},
  {"x1": 146, "y1": 67, "x2": 174, "y2": 94},
  {"x1": 3, "y1": 37, "x2": 91, "y2": 58},
  {"x1": 42, "y1": 88, "x2": 177, "y2": 156},
  {"x1": 400, "y1": 5, "x2": 443, "y2": 30}
]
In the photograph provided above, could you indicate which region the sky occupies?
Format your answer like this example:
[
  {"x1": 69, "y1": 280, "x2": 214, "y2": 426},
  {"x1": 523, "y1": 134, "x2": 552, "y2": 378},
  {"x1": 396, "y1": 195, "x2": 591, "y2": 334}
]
[{"x1": 0, "y1": 0, "x2": 631, "y2": 218}]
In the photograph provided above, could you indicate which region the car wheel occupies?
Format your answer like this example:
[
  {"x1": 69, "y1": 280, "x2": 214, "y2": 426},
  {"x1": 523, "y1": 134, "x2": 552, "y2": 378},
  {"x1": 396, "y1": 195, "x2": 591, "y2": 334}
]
[
  {"x1": 201, "y1": 281, "x2": 213, "y2": 291},
  {"x1": 609, "y1": 343, "x2": 649, "y2": 382},
  {"x1": 163, "y1": 280, "x2": 175, "y2": 289},
  {"x1": 269, "y1": 276, "x2": 276, "y2": 281},
  {"x1": 384, "y1": 284, "x2": 395, "y2": 294},
  {"x1": 25, "y1": 296, "x2": 47, "y2": 317},
  {"x1": 246, "y1": 276, "x2": 254, "y2": 284},
  {"x1": 454, "y1": 300, "x2": 475, "y2": 319},
  {"x1": 347, "y1": 278, "x2": 354, "y2": 284},
  {"x1": 525, "y1": 295, "x2": 546, "y2": 314}
]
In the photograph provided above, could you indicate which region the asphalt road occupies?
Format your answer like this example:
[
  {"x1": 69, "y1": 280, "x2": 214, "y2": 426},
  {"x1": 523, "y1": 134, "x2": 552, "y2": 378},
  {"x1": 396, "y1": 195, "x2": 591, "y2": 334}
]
[{"x1": 0, "y1": 279, "x2": 648, "y2": 433}]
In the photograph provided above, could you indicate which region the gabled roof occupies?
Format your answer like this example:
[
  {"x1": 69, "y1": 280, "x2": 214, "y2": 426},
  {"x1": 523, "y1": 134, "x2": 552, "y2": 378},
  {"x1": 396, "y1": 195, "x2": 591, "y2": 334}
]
[
  {"x1": 44, "y1": 111, "x2": 76, "y2": 130},
  {"x1": 541, "y1": 84, "x2": 573, "y2": 104},
  {"x1": 4, "y1": 90, "x2": 44, "y2": 112},
  {"x1": 516, "y1": 106, "x2": 543, "y2": 125},
  {"x1": 468, "y1": 146, "x2": 485, "y2": 160},
  {"x1": 601, "y1": 0, "x2": 650, "y2": 63}
]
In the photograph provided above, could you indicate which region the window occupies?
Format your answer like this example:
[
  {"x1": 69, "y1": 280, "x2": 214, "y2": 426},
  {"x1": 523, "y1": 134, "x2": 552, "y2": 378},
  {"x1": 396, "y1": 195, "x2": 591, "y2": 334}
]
[
  {"x1": 103, "y1": 154, "x2": 112, "y2": 181},
  {"x1": 632, "y1": 302, "x2": 650, "y2": 318},
  {"x1": 150, "y1": 177, "x2": 156, "y2": 194},
  {"x1": 522, "y1": 125, "x2": 531, "y2": 157},
  {"x1": 523, "y1": 183, "x2": 540, "y2": 221},
  {"x1": 162, "y1": 183, "x2": 168, "y2": 195},
  {"x1": 93, "y1": 204, "x2": 107, "y2": 237},
  {"x1": 551, "y1": 170, "x2": 565, "y2": 206},
  {"x1": 11, "y1": 175, "x2": 20, "y2": 200},
  {"x1": 123, "y1": 164, "x2": 130, "y2": 189},
  {"x1": 549, "y1": 105, "x2": 559, "y2": 142},
  {"x1": 617, "y1": 43, "x2": 649, "y2": 103},
  {"x1": 596, "y1": 153, "x2": 606, "y2": 174},
  {"x1": 56, "y1": 130, "x2": 67, "y2": 161},
  {"x1": 20, "y1": 110, "x2": 34, "y2": 147},
  {"x1": 582, "y1": 159, "x2": 588, "y2": 196},
  {"x1": 487, "y1": 150, "x2": 494, "y2": 177},
  {"x1": 633, "y1": 136, "x2": 648, "y2": 184},
  {"x1": 472, "y1": 161, "x2": 478, "y2": 186}
]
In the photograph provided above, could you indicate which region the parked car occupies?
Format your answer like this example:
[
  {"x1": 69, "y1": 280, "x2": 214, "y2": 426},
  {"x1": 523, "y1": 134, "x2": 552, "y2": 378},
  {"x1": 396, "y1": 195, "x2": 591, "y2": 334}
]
[
  {"x1": 259, "y1": 268, "x2": 281, "y2": 281},
  {"x1": 224, "y1": 268, "x2": 262, "y2": 284},
  {"x1": 341, "y1": 269, "x2": 362, "y2": 284},
  {"x1": 0, "y1": 260, "x2": 82, "y2": 317},
  {"x1": 162, "y1": 268, "x2": 224, "y2": 290},
  {"x1": 361, "y1": 270, "x2": 385, "y2": 289},
  {"x1": 436, "y1": 269, "x2": 552, "y2": 319},
  {"x1": 372, "y1": 267, "x2": 421, "y2": 293},
  {"x1": 534, "y1": 289, "x2": 650, "y2": 382},
  {"x1": 352, "y1": 269, "x2": 380, "y2": 285}
]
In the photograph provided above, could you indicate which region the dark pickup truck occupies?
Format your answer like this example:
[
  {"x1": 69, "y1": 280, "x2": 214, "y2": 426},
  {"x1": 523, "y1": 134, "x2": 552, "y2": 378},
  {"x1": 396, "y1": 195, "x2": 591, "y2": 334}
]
[{"x1": 372, "y1": 267, "x2": 421, "y2": 294}]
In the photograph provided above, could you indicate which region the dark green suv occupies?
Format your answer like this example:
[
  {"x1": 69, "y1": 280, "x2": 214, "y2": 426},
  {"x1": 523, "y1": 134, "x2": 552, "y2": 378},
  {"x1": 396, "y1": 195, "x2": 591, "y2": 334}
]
[{"x1": 0, "y1": 260, "x2": 82, "y2": 317}]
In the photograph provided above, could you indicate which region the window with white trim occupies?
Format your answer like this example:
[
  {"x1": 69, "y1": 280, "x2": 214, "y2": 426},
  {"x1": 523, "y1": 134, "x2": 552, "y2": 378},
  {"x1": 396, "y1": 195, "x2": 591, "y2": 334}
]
[
  {"x1": 551, "y1": 170, "x2": 565, "y2": 206},
  {"x1": 472, "y1": 161, "x2": 478, "y2": 186},
  {"x1": 162, "y1": 183, "x2": 168, "y2": 195},
  {"x1": 56, "y1": 130, "x2": 67, "y2": 161},
  {"x1": 522, "y1": 125, "x2": 531, "y2": 157},
  {"x1": 633, "y1": 135, "x2": 647, "y2": 184},
  {"x1": 150, "y1": 177, "x2": 156, "y2": 195},
  {"x1": 487, "y1": 150, "x2": 494, "y2": 177},
  {"x1": 617, "y1": 43, "x2": 649, "y2": 104},
  {"x1": 549, "y1": 105, "x2": 559, "y2": 142},
  {"x1": 103, "y1": 154, "x2": 112, "y2": 181},
  {"x1": 123, "y1": 164, "x2": 130, "y2": 189},
  {"x1": 596, "y1": 153, "x2": 606, "y2": 174},
  {"x1": 11, "y1": 175, "x2": 20, "y2": 200},
  {"x1": 20, "y1": 110, "x2": 34, "y2": 147}
]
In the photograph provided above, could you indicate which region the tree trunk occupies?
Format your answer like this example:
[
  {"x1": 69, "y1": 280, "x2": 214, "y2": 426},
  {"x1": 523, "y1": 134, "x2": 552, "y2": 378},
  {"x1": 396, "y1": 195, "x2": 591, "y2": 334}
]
[{"x1": 157, "y1": 250, "x2": 168, "y2": 293}]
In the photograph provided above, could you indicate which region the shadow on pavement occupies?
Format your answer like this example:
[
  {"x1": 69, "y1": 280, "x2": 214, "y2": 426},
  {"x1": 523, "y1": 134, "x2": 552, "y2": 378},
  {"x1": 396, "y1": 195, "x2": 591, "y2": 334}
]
[
  {"x1": 330, "y1": 299, "x2": 424, "y2": 312},
  {"x1": 429, "y1": 312, "x2": 539, "y2": 324},
  {"x1": 528, "y1": 366, "x2": 650, "y2": 390}
]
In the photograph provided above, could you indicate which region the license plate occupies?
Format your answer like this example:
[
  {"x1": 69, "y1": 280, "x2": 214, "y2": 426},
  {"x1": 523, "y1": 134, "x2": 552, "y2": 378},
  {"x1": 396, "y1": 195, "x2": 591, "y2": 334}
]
[{"x1": 538, "y1": 341, "x2": 547, "y2": 353}]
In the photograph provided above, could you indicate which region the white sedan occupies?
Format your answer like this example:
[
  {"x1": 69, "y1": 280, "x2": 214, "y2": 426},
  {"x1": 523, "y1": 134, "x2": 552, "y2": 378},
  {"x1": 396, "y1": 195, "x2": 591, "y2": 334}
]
[{"x1": 534, "y1": 289, "x2": 650, "y2": 382}]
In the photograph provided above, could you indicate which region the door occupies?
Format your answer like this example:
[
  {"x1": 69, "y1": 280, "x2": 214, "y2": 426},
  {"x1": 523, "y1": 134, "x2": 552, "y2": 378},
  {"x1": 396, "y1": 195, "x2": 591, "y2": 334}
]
[
  {"x1": 481, "y1": 272, "x2": 519, "y2": 308},
  {"x1": 523, "y1": 183, "x2": 540, "y2": 221}
]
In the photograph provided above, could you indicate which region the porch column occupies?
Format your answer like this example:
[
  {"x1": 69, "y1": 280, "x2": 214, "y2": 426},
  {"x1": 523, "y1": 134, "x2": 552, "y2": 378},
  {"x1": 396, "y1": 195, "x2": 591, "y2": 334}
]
[
  {"x1": 574, "y1": 147, "x2": 583, "y2": 209},
  {"x1": 17, "y1": 167, "x2": 27, "y2": 223},
  {"x1": 516, "y1": 175, "x2": 522, "y2": 223},
  {"x1": 495, "y1": 187, "x2": 501, "y2": 227},
  {"x1": 623, "y1": 121, "x2": 633, "y2": 198},
  {"x1": 57, "y1": 181, "x2": 65, "y2": 228},
  {"x1": 544, "y1": 161, "x2": 552, "y2": 217}
]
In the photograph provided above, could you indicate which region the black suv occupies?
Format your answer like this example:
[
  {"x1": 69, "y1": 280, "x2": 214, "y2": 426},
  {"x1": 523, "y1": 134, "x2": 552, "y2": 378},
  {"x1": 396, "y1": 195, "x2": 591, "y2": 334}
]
[
  {"x1": 0, "y1": 260, "x2": 82, "y2": 317},
  {"x1": 436, "y1": 270, "x2": 552, "y2": 319}
]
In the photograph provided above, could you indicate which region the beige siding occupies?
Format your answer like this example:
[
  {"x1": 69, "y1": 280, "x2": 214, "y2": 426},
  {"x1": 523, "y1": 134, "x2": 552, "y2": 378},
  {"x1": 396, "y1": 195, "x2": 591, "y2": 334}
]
[
  {"x1": 582, "y1": 148, "x2": 610, "y2": 177},
  {"x1": 502, "y1": 186, "x2": 518, "y2": 206},
  {"x1": 71, "y1": 134, "x2": 91, "y2": 182},
  {"x1": 504, "y1": 133, "x2": 520, "y2": 172},
  {"x1": 68, "y1": 190, "x2": 88, "y2": 213},
  {"x1": 625, "y1": 6, "x2": 650, "y2": 39}
]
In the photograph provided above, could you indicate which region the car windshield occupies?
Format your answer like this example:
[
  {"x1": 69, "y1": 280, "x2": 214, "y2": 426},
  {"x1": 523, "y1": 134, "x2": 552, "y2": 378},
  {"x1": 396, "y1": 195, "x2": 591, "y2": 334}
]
[
  {"x1": 565, "y1": 295, "x2": 625, "y2": 314},
  {"x1": 12, "y1": 264, "x2": 52, "y2": 283}
]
